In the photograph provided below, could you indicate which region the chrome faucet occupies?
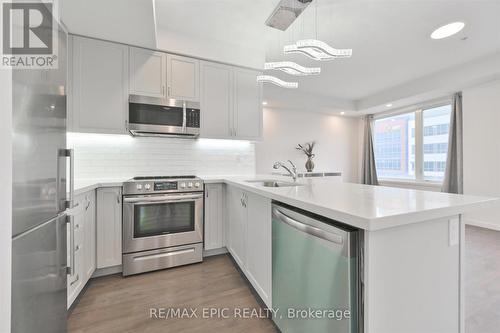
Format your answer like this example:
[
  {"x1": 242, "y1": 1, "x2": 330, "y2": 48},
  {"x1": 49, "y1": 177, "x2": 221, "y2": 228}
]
[{"x1": 273, "y1": 160, "x2": 298, "y2": 182}]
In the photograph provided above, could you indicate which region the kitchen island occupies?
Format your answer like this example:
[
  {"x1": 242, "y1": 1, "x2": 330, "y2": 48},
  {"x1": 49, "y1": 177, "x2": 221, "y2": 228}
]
[{"x1": 204, "y1": 176, "x2": 495, "y2": 333}]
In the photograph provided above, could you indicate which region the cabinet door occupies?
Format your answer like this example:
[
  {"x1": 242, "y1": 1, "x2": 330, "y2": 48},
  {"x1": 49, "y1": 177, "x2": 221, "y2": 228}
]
[
  {"x1": 83, "y1": 191, "x2": 96, "y2": 281},
  {"x1": 71, "y1": 36, "x2": 128, "y2": 134},
  {"x1": 167, "y1": 54, "x2": 199, "y2": 101},
  {"x1": 200, "y1": 61, "x2": 232, "y2": 138},
  {"x1": 233, "y1": 68, "x2": 262, "y2": 140},
  {"x1": 96, "y1": 187, "x2": 122, "y2": 269},
  {"x1": 129, "y1": 47, "x2": 166, "y2": 98},
  {"x1": 67, "y1": 194, "x2": 85, "y2": 308},
  {"x1": 225, "y1": 185, "x2": 246, "y2": 268},
  {"x1": 204, "y1": 184, "x2": 224, "y2": 250},
  {"x1": 246, "y1": 192, "x2": 272, "y2": 307}
]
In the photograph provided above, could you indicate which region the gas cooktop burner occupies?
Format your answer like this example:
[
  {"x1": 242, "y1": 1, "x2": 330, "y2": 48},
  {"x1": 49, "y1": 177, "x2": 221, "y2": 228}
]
[{"x1": 132, "y1": 175, "x2": 197, "y2": 180}]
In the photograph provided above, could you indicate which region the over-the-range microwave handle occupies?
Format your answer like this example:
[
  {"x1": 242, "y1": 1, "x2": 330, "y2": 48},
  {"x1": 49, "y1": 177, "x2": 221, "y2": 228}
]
[
  {"x1": 123, "y1": 193, "x2": 203, "y2": 204},
  {"x1": 272, "y1": 207, "x2": 344, "y2": 245}
]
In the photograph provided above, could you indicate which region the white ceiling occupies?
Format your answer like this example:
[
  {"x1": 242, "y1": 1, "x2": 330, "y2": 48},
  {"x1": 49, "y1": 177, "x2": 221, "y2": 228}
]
[
  {"x1": 264, "y1": 0, "x2": 500, "y2": 101},
  {"x1": 61, "y1": 0, "x2": 500, "y2": 112}
]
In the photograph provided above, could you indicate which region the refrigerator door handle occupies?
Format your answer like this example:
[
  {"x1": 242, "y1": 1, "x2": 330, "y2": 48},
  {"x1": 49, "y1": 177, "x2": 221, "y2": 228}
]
[
  {"x1": 66, "y1": 214, "x2": 75, "y2": 276},
  {"x1": 60, "y1": 148, "x2": 75, "y2": 209}
]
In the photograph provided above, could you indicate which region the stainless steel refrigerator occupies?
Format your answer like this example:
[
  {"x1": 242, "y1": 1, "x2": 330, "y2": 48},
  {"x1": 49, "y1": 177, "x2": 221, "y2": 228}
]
[{"x1": 11, "y1": 23, "x2": 70, "y2": 333}]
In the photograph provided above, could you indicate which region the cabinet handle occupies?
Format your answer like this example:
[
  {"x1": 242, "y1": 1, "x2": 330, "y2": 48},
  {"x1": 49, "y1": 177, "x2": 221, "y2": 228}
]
[
  {"x1": 168, "y1": 86, "x2": 171, "y2": 97},
  {"x1": 70, "y1": 274, "x2": 80, "y2": 286},
  {"x1": 162, "y1": 85, "x2": 165, "y2": 96},
  {"x1": 117, "y1": 194, "x2": 121, "y2": 204}
]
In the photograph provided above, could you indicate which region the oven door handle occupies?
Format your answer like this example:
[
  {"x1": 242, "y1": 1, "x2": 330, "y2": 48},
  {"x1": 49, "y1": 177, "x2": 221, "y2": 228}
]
[{"x1": 123, "y1": 194, "x2": 203, "y2": 204}]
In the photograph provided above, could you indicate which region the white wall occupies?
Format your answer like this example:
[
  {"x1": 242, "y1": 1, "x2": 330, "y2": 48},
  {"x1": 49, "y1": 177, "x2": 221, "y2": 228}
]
[
  {"x1": 0, "y1": 69, "x2": 12, "y2": 332},
  {"x1": 68, "y1": 133, "x2": 256, "y2": 180},
  {"x1": 255, "y1": 108, "x2": 361, "y2": 183},
  {"x1": 463, "y1": 79, "x2": 500, "y2": 230}
]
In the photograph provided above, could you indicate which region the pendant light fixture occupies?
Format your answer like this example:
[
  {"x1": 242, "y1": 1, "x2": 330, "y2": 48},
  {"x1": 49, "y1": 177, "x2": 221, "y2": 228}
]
[
  {"x1": 264, "y1": 61, "x2": 321, "y2": 76},
  {"x1": 284, "y1": 39, "x2": 352, "y2": 60},
  {"x1": 256, "y1": 75, "x2": 298, "y2": 89},
  {"x1": 284, "y1": 0, "x2": 352, "y2": 61}
]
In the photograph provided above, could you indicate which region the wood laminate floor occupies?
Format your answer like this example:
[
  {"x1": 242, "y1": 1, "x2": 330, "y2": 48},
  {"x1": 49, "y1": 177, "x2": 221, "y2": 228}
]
[
  {"x1": 68, "y1": 255, "x2": 277, "y2": 333},
  {"x1": 465, "y1": 225, "x2": 500, "y2": 333},
  {"x1": 70, "y1": 226, "x2": 500, "y2": 333}
]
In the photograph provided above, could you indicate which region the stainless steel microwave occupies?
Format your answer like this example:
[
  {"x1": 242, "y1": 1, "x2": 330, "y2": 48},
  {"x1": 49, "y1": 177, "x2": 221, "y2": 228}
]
[{"x1": 128, "y1": 95, "x2": 200, "y2": 138}]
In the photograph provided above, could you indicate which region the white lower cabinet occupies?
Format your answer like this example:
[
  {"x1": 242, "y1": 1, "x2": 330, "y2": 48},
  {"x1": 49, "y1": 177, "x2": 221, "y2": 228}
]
[
  {"x1": 96, "y1": 187, "x2": 123, "y2": 269},
  {"x1": 67, "y1": 190, "x2": 96, "y2": 308},
  {"x1": 225, "y1": 185, "x2": 272, "y2": 307},
  {"x1": 245, "y1": 192, "x2": 272, "y2": 307},
  {"x1": 204, "y1": 184, "x2": 225, "y2": 251},
  {"x1": 226, "y1": 185, "x2": 247, "y2": 268}
]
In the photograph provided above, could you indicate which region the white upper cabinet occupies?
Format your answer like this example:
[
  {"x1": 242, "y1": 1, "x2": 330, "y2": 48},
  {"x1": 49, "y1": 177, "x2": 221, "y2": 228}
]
[
  {"x1": 200, "y1": 64, "x2": 262, "y2": 140},
  {"x1": 167, "y1": 54, "x2": 200, "y2": 101},
  {"x1": 129, "y1": 47, "x2": 166, "y2": 98},
  {"x1": 233, "y1": 68, "x2": 262, "y2": 140},
  {"x1": 70, "y1": 36, "x2": 128, "y2": 134},
  {"x1": 200, "y1": 61, "x2": 232, "y2": 138}
]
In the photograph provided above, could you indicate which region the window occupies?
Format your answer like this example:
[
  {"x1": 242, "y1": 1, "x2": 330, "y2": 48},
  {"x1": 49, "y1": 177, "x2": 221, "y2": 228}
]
[
  {"x1": 373, "y1": 113, "x2": 415, "y2": 179},
  {"x1": 373, "y1": 103, "x2": 451, "y2": 182}
]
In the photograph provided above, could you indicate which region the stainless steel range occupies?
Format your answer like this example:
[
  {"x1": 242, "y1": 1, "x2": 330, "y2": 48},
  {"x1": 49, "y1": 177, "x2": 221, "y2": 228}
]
[{"x1": 122, "y1": 176, "x2": 204, "y2": 276}]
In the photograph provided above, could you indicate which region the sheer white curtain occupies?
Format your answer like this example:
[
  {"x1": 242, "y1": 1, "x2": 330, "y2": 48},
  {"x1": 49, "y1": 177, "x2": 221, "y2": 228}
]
[
  {"x1": 361, "y1": 115, "x2": 379, "y2": 185},
  {"x1": 442, "y1": 92, "x2": 463, "y2": 194}
]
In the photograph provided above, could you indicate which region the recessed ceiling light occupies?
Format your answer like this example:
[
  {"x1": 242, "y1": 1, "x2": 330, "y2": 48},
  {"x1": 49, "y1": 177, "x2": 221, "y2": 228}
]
[
  {"x1": 386, "y1": 103, "x2": 393, "y2": 107},
  {"x1": 340, "y1": 112, "x2": 345, "y2": 115},
  {"x1": 262, "y1": 101, "x2": 268, "y2": 106},
  {"x1": 431, "y1": 22, "x2": 465, "y2": 40}
]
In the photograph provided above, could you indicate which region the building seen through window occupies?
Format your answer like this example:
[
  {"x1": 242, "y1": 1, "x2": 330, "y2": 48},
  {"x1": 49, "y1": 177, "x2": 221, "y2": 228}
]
[{"x1": 374, "y1": 104, "x2": 451, "y2": 182}]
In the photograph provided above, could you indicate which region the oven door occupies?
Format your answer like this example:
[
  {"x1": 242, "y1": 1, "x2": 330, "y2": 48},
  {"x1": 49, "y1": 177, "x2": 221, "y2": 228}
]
[{"x1": 123, "y1": 193, "x2": 203, "y2": 254}]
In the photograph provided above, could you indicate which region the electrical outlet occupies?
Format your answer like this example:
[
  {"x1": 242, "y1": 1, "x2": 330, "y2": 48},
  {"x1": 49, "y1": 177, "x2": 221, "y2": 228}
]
[{"x1": 449, "y1": 217, "x2": 459, "y2": 246}]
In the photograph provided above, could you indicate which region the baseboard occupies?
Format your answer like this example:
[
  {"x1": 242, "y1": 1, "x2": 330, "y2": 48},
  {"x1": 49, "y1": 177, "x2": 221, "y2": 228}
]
[
  {"x1": 92, "y1": 265, "x2": 122, "y2": 278},
  {"x1": 464, "y1": 218, "x2": 500, "y2": 231},
  {"x1": 203, "y1": 247, "x2": 228, "y2": 257}
]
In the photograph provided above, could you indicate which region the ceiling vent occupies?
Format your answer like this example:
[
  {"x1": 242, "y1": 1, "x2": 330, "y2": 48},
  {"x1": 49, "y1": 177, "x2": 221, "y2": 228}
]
[{"x1": 265, "y1": 0, "x2": 313, "y2": 31}]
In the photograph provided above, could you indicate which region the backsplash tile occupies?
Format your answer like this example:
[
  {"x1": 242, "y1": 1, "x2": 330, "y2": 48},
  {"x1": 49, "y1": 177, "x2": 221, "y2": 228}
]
[{"x1": 67, "y1": 133, "x2": 255, "y2": 180}]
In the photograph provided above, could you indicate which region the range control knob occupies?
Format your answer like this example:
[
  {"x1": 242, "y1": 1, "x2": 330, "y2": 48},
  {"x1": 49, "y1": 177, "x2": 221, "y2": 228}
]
[
  {"x1": 144, "y1": 184, "x2": 151, "y2": 190},
  {"x1": 194, "y1": 182, "x2": 200, "y2": 188},
  {"x1": 180, "y1": 182, "x2": 186, "y2": 188},
  {"x1": 187, "y1": 182, "x2": 193, "y2": 188},
  {"x1": 136, "y1": 184, "x2": 143, "y2": 190}
]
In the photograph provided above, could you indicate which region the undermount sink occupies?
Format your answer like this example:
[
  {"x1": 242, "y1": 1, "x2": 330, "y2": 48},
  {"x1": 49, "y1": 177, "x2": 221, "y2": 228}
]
[{"x1": 246, "y1": 180, "x2": 304, "y2": 188}]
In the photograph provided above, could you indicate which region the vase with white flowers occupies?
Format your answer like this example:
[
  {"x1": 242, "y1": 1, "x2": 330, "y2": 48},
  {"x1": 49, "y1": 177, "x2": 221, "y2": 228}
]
[{"x1": 296, "y1": 141, "x2": 316, "y2": 172}]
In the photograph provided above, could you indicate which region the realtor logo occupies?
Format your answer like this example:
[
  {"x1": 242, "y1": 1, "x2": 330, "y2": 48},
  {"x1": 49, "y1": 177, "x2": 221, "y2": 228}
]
[{"x1": 1, "y1": 0, "x2": 58, "y2": 68}]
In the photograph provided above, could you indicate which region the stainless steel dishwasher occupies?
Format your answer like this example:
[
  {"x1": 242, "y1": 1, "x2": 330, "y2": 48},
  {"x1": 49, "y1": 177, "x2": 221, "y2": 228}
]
[{"x1": 272, "y1": 203, "x2": 363, "y2": 333}]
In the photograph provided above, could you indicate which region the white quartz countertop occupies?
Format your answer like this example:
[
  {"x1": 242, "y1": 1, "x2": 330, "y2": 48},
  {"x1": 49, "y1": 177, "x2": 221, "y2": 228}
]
[{"x1": 74, "y1": 175, "x2": 496, "y2": 231}]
